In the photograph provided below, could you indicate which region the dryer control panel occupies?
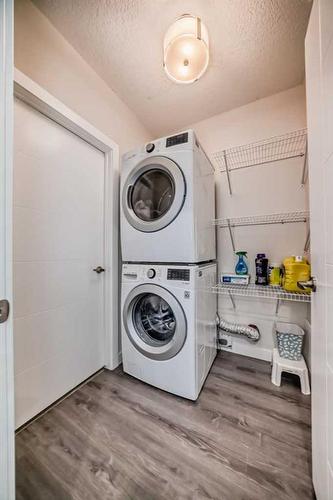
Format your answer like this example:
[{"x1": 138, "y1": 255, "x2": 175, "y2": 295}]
[{"x1": 166, "y1": 132, "x2": 188, "y2": 148}]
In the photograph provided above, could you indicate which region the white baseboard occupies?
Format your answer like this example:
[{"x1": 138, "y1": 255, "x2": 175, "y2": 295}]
[{"x1": 220, "y1": 343, "x2": 272, "y2": 362}]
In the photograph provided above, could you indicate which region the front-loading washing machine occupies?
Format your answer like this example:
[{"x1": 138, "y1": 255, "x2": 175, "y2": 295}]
[
  {"x1": 121, "y1": 130, "x2": 216, "y2": 263},
  {"x1": 121, "y1": 262, "x2": 217, "y2": 400}
]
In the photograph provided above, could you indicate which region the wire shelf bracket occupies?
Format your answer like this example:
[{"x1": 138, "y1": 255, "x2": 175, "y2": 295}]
[
  {"x1": 226, "y1": 218, "x2": 236, "y2": 252},
  {"x1": 300, "y1": 138, "x2": 308, "y2": 187},
  {"x1": 304, "y1": 227, "x2": 311, "y2": 253},
  {"x1": 224, "y1": 150, "x2": 233, "y2": 195}
]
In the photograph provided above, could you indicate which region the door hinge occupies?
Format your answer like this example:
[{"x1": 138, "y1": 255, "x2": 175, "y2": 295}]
[{"x1": 0, "y1": 299, "x2": 10, "y2": 323}]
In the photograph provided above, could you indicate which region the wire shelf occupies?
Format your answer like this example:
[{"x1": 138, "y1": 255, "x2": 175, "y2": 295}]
[
  {"x1": 212, "y1": 283, "x2": 311, "y2": 303},
  {"x1": 214, "y1": 210, "x2": 309, "y2": 228},
  {"x1": 213, "y1": 129, "x2": 307, "y2": 173}
]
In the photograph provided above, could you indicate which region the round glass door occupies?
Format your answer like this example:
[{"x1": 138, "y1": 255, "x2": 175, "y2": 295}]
[
  {"x1": 122, "y1": 156, "x2": 186, "y2": 232},
  {"x1": 133, "y1": 293, "x2": 176, "y2": 344},
  {"x1": 123, "y1": 284, "x2": 187, "y2": 360},
  {"x1": 131, "y1": 169, "x2": 175, "y2": 222}
]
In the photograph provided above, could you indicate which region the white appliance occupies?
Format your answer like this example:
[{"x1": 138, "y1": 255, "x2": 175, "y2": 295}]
[
  {"x1": 121, "y1": 130, "x2": 216, "y2": 263},
  {"x1": 121, "y1": 262, "x2": 217, "y2": 400}
]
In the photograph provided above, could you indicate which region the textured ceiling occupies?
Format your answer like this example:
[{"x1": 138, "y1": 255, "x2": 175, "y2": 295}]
[{"x1": 31, "y1": 0, "x2": 312, "y2": 136}]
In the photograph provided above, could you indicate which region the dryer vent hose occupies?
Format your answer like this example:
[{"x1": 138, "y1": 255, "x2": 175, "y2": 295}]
[{"x1": 216, "y1": 315, "x2": 260, "y2": 342}]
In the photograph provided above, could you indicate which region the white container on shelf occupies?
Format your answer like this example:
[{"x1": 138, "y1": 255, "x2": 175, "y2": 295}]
[{"x1": 220, "y1": 273, "x2": 250, "y2": 285}]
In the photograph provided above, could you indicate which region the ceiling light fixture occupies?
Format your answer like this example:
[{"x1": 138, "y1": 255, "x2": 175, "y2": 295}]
[{"x1": 163, "y1": 14, "x2": 209, "y2": 85}]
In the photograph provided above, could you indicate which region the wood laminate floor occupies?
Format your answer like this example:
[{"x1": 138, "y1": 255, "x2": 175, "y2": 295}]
[{"x1": 16, "y1": 352, "x2": 314, "y2": 500}]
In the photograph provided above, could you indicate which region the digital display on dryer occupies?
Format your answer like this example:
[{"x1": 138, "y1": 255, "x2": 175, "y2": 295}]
[
  {"x1": 167, "y1": 269, "x2": 190, "y2": 281},
  {"x1": 166, "y1": 132, "x2": 188, "y2": 148}
]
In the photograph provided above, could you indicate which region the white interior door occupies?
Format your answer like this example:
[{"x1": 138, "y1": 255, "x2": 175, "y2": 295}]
[
  {"x1": 306, "y1": 1, "x2": 333, "y2": 498},
  {"x1": 14, "y1": 97, "x2": 106, "y2": 428},
  {"x1": 0, "y1": 0, "x2": 15, "y2": 498}
]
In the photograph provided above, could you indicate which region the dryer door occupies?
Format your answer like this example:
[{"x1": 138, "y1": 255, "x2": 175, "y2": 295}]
[
  {"x1": 122, "y1": 156, "x2": 186, "y2": 232},
  {"x1": 123, "y1": 284, "x2": 187, "y2": 360}
]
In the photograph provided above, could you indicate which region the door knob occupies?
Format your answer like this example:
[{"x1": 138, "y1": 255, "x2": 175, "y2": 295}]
[
  {"x1": 93, "y1": 266, "x2": 105, "y2": 274},
  {"x1": 297, "y1": 277, "x2": 316, "y2": 292}
]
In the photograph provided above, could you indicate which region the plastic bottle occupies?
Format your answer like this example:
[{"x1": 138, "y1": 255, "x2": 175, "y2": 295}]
[
  {"x1": 255, "y1": 253, "x2": 269, "y2": 285},
  {"x1": 269, "y1": 263, "x2": 281, "y2": 286},
  {"x1": 282, "y1": 256, "x2": 311, "y2": 293},
  {"x1": 235, "y1": 251, "x2": 248, "y2": 275}
]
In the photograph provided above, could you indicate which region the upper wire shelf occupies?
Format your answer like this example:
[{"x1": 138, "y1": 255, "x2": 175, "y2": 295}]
[
  {"x1": 214, "y1": 210, "x2": 309, "y2": 228},
  {"x1": 212, "y1": 129, "x2": 307, "y2": 173}
]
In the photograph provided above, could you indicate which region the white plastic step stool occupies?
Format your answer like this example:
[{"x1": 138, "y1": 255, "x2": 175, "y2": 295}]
[{"x1": 271, "y1": 348, "x2": 310, "y2": 395}]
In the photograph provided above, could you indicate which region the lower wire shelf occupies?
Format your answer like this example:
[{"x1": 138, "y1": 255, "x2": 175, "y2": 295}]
[{"x1": 212, "y1": 283, "x2": 311, "y2": 303}]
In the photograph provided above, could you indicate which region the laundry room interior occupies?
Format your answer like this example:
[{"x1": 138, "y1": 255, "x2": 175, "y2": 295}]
[{"x1": 2, "y1": 0, "x2": 332, "y2": 499}]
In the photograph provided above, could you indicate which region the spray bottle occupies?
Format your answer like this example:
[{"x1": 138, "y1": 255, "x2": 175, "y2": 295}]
[{"x1": 235, "y1": 251, "x2": 248, "y2": 275}]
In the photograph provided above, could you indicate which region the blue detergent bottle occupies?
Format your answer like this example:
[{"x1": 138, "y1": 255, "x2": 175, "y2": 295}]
[{"x1": 235, "y1": 251, "x2": 248, "y2": 275}]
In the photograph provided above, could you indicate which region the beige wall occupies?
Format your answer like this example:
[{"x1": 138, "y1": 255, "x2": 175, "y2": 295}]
[
  {"x1": 189, "y1": 84, "x2": 306, "y2": 154},
  {"x1": 188, "y1": 85, "x2": 310, "y2": 362},
  {"x1": 14, "y1": 0, "x2": 151, "y2": 154}
]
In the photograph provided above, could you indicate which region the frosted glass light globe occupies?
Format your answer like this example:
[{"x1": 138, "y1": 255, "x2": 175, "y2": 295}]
[{"x1": 163, "y1": 16, "x2": 209, "y2": 84}]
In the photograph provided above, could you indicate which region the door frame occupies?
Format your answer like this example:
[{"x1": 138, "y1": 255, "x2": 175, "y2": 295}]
[
  {"x1": 14, "y1": 68, "x2": 120, "y2": 370},
  {"x1": 0, "y1": 1, "x2": 15, "y2": 498}
]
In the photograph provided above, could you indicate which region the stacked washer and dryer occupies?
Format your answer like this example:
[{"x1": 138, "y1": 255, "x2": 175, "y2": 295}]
[{"x1": 120, "y1": 130, "x2": 217, "y2": 400}]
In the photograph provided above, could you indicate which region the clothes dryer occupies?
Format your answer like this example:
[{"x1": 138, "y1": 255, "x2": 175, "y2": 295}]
[{"x1": 121, "y1": 130, "x2": 216, "y2": 263}]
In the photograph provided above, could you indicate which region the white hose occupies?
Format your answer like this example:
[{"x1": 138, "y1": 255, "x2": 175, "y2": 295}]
[{"x1": 216, "y1": 315, "x2": 260, "y2": 342}]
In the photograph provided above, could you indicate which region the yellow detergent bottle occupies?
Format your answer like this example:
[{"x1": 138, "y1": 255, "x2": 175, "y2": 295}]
[{"x1": 282, "y1": 256, "x2": 311, "y2": 294}]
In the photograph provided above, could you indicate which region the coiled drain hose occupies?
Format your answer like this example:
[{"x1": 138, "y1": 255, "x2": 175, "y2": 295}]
[{"x1": 216, "y1": 315, "x2": 260, "y2": 342}]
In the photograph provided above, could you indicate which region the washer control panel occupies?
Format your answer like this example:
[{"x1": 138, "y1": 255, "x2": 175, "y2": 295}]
[{"x1": 167, "y1": 268, "x2": 190, "y2": 282}]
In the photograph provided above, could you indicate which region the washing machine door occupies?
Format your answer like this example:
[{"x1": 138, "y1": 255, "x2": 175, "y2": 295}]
[
  {"x1": 123, "y1": 284, "x2": 187, "y2": 360},
  {"x1": 122, "y1": 156, "x2": 186, "y2": 232}
]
